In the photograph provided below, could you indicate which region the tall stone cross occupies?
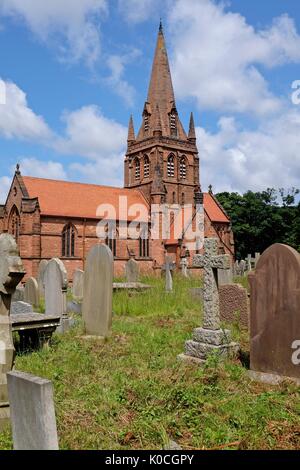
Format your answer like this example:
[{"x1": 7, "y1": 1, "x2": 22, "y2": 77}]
[
  {"x1": 0, "y1": 234, "x2": 25, "y2": 430},
  {"x1": 179, "y1": 238, "x2": 238, "y2": 364},
  {"x1": 192, "y1": 238, "x2": 230, "y2": 330}
]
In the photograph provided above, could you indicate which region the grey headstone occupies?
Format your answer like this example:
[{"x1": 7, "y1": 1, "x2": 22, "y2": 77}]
[
  {"x1": 12, "y1": 286, "x2": 24, "y2": 302},
  {"x1": 24, "y1": 277, "x2": 39, "y2": 308},
  {"x1": 72, "y1": 269, "x2": 84, "y2": 300},
  {"x1": 7, "y1": 370, "x2": 59, "y2": 450},
  {"x1": 11, "y1": 301, "x2": 34, "y2": 316},
  {"x1": 218, "y1": 267, "x2": 233, "y2": 286},
  {"x1": 82, "y1": 244, "x2": 113, "y2": 338},
  {"x1": 44, "y1": 259, "x2": 70, "y2": 333},
  {"x1": 180, "y1": 257, "x2": 189, "y2": 278},
  {"x1": 0, "y1": 234, "x2": 25, "y2": 430},
  {"x1": 125, "y1": 258, "x2": 139, "y2": 283},
  {"x1": 37, "y1": 260, "x2": 48, "y2": 298}
]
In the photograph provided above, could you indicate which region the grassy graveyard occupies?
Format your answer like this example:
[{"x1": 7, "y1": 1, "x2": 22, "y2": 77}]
[{"x1": 0, "y1": 275, "x2": 299, "y2": 450}]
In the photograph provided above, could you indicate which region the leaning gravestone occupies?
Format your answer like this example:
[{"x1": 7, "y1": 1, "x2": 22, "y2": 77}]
[
  {"x1": 82, "y1": 244, "x2": 113, "y2": 340},
  {"x1": 7, "y1": 370, "x2": 59, "y2": 450},
  {"x1": 179, "y1": 238, "x2": 238, "y2": 364},
  {"x1": 24, "y1": 277, "x2": 39, "y2": 308},
  {"x1": 125, "y1": 258, "x2": 139, "y2": 283},
  {"x1": 44, "y1": 258, "x2": 70, "y2": 333},
  {"x1": 0, "y1": 234, "x2": 25, "y2": 430},
  {"x1": 72, "y1": 269, "x2": 84, "y2": 300},
  {"x1": 37, "y1": 260, "x2": 48, "y2": 298},
  {"x1": 249, "y1": 243, "x2": 300, "y2": 383}
]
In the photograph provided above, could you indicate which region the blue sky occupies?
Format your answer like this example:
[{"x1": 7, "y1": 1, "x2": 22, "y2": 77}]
[{"x1": 0, "y1": 0, "x2": 300, "y2": 202}]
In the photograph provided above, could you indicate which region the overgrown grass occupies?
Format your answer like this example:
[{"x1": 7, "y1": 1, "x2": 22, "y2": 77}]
[{"x1": 1, "y1": 276, "x2": 299, "y2": 450}]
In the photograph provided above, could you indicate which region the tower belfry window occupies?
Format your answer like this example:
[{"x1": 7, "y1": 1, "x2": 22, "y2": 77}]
[
  {"x1": 167, "y1": 155, "x2": 175, "y2": 178},
  {"x1": 179, "y1": 157, "x2": 187, "y2": 179},
  {"x1": 144, "y1": 155, "x2": 150, "y2": 179},
  {"x1": 170, "y1": 112, "x2": 177, "y2": 136},
  {"x1": 135, "y1": 158, "x2": 140, "y2": 180},
  {"x1": 144, "y1": 114, "x2": 149, "y2": 133}
]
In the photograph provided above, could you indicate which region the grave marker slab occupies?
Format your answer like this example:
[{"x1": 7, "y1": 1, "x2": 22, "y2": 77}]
[
  {"x1": 72, "y1": 269, "x2": 84, "y2": 300},
  {"x1": 24, "y1": 277, "x2": 39, "y2": 308},
  {"x1": 44, "y1": 258, "x2": 70, "y2": 333},
  {"x1": 7, "y1": 370, "x2": 59, "y2": 450},
  {"x1": 125, "y1": 258, "x2": 139, "y2": 283},
  {"x1": 37, "y1": 260, "x2": 48, "y2": 298}
]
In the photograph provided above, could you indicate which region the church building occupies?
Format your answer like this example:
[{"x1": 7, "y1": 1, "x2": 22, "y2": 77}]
[{"x1": 0, "y1": 24, "x2": 234, "y2": 281}]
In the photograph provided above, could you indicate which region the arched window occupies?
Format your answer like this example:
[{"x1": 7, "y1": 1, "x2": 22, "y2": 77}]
[
  {"x1": 144, "y1": 155, "x2": 150, "y2": 179},
  {"x1": 105, "y1": 227, "x2": 117, "y2": 257},
  {"x1": 134, "y1": 158, "x2": 140, "y2": 180},
  {"x1": 62, "y1": 223, "x2": 77, "y2": 257},
  {"x1": 167, "y1": 155, "x2": 175, "y2": 177},
  {"x1": 179, "y1": 157, "x2": 187, "y2": 179},
  {"x1": 169, "y1": 111, "x2": 177, "y2": 136},
  {"x1": 139, "y1": 225, "x2": 149, "y2": 258},
  {"x1": 8, "y1": 205, "x2": 20, "y2": 242}
]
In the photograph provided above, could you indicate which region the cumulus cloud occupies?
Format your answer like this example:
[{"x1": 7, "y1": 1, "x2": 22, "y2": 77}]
[
  {"x1": 19, "y1": 157, "x2": 67, "y2": 180},
  {"x1": 0, "y1": 0, "x2": 107, "y2": 66},
  {"x1": 118, "y1": 0, "x2": 162, "y2": 24},
  {"x1": 106, "y1": 50, "x2": 140, "y2": 106},
  {"x1": 0, "y1": 176, "x2": 11, "y2": 204},
  {"x1": 55, "y1": 105, "x2": 127, "y2": 160},
  {"x1": 198, "y1": 109, "x2": 300, "y2": 193},
  {"x1": 0, "y1": 79, "x2": 52, "y2": 141},
  {"x1": 169, "y1": 0, "x2": 300, "y2": 115}
]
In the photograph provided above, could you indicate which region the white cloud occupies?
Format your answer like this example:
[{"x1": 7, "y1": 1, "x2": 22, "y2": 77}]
[
  {"x1": 19, "y1": 157, "x2": 67, "y2": 180},
  {"x1": 118, "y1": 0, "x2": 162, "y2": 24},
  {"x1": 198, "y1": 108, "x2": 300, "y2": 193},
  {"x1": 0, "y1": 79, "x2": 52, "y2": 141},
  {"x1": 56, "y1": 105, "x2": 127, "y2": 160},
  {"x1": 169, "y1": 0, "x2": 300, "y2": 115},
  {"x1": 0, "y1": 0, "x2": 107, "y2": 66},
  {"x1": 106, "y1": 50, "x2": 140, "y2": 106},
  {"x1": 69, "y1": 158, "x2": 123, "y2": 188},
  {"x1": 0, "y1": 176, "x2": 11, "y2": 204}
]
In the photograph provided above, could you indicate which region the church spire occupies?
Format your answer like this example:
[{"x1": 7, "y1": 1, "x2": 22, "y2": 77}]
[
  {"x1": 153, "y1": 104, "x2": 162, "y2": 136},
  {"x1": 127, "y1": 115, "x2": 135, "y2": 144},
  {"x1": 188, "y1": 112, "x2": 196, "y2": 142}
]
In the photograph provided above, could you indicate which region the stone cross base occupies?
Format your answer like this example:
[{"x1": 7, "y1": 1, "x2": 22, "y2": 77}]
[
  {"x1": 179, "y1": 327, "x2": 239, "y2": 364},
  {"x1": 0, "y1": 406, "x2": 10, "y2": 431}
]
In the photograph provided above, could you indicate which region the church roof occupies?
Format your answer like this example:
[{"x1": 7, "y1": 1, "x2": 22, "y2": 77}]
[
  {"x1": 22, "y1": 176, "x2": 149, "y2": 221},
  {"x1": 203, "y1": 193, "x2": 229, "y2": 223}
]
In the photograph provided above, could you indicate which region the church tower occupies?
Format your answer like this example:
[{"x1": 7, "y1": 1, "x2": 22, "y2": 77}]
[{"x1": 124, "y1": 23, "x2": 201, "y2": 208}]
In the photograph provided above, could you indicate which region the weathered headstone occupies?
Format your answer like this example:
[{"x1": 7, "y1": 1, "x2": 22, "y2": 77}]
[
  {"x1": 179, "y1": 238, "x2": 238, "y2": 364},
  {"x1": 239, "y1": 260, "x2": 246, "y2": 276},
  {"x1": 12, "y1": 286, "x2": 24, "y2": 302},
  {"x1": 125, "y1": 258, "x2": 139, "y2": 283},
  {"x1": 249, "y1": 243, "x2": 300, "y2": 383},
  {"x1": 7, "y1": 370, "x2": 59, "y2": 450},
  {"x1": 218, "y1": 267, "x2": 233, "y2": 286},
  {"x1": 44, "y1": 258, "x2": 70, "y2": 333},
  {"x1": 180, "y1": 257, "x2": 189, "y2": 278},
  {"x1": 37, "y1": 260, "x2": 48, "y2": 298},
  {"x1": 0, "y1": 234, "x2": 25, "y2": 430},
  {"x1": 164, "y1": 256, "x2": 174, "y2": 293},
  {"x1": 24, "y1": 277, "x2": 39, "y2": 308},
  {"x1": 72, "y1": 269, "x2": 84, "y2": 300},
  {"x1": 11, "y1": 301, "x2": 34, "y2": 316},
  {"x1": 82, "y1": 244, "x2": 113, "y2": 339},
  {"x1": 219, "y1": 284, "x2": 249, "y2": 329}
]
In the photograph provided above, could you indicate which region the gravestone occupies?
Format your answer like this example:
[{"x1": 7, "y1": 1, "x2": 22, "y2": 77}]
[
  {"x1": 44, "y1": 258, "x2": 70, "y2": 333},
  {"x1": 180, "y1": 257, "x2": 189, "y2": 278},
  {"x1": 37, "y1": 260, "x2": 48, "y2": 298},
  {"x1": 249, "y1": 243, "x2": 300, "y2": 383},
  {"x1": 24, "y1": 277, "x2": 39, "y2": 308},
  {"x1": 0, "y1": 234, "x2": 25, "y2": 430},
  {"x1": 164, "y1": 256, "x2": 174, "y2": 293},
  {"x1": 82, "y1": 244, "x2": 113, "y2": 339},
  {"x1": 219, "y1": 284, "x2": 249, "y2": 329},
  {"x1": 7, "y1": 370, "x2": 59, "y2": 450},
  {"x1": 11, "y1": 301, "x2": 34, "y2": 316},
  {"x1": 12, "y1": 286, "x2": 24, "y2": 302},
  {"x1": 218, "y1": 267, "x2": 233, "y2": 286},
  {"x1": 72, "y1": 269, "x2": 84, "y2": 300},
  {"x1": 125, "y1": 258, "x2": 139, "y2": 283},
  {"x1": 179, "y1": 238, "x2": 238, "y2": 364}
]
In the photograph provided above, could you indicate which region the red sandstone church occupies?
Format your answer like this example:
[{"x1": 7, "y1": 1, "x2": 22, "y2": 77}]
[{"x1": 0, "y1": 24, "x2": 234, "y2": 281}]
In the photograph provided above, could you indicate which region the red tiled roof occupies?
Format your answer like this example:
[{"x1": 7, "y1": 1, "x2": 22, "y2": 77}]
[
  {"x1": 22, "y1": 177, "x2": 149, "y2": 221},
  {"x1": 204, "y1": 193, "x2": 229, "y2": 223}
]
